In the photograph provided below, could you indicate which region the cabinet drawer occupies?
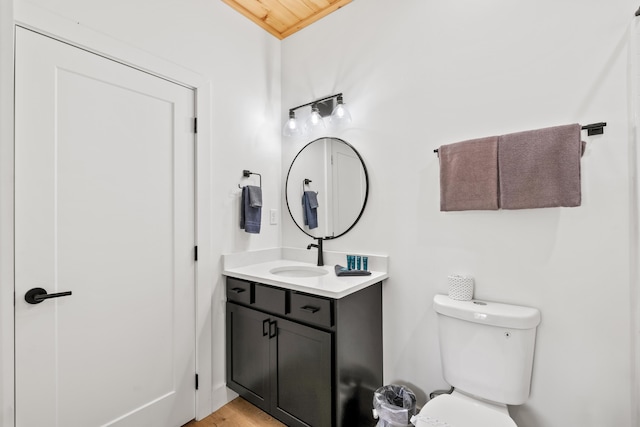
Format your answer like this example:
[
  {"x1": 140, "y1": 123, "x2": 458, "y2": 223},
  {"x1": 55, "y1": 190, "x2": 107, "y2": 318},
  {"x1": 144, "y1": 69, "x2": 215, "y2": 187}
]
[
  {"x1": 226, "y1": 277, "x2": 251, "y2": 305},
  {"x1": 254, "y1": 283, "x2": 286, "y2": 315},
  {"x1": 290, "y1": 293, "x2": 333, "y2": 328}
]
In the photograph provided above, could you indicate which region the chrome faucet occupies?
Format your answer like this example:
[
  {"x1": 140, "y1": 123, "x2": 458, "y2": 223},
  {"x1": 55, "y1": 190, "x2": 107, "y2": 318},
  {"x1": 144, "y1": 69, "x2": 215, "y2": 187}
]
[{"x1": 307, "y1": 237, "x2": 324, "y2": 266}]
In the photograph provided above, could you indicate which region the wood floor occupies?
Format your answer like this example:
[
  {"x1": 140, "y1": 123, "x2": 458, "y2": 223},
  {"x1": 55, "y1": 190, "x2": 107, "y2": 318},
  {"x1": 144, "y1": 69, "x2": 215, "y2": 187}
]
[{"x1": 184, "y1": 398, "x2": 286, "y2": 427}]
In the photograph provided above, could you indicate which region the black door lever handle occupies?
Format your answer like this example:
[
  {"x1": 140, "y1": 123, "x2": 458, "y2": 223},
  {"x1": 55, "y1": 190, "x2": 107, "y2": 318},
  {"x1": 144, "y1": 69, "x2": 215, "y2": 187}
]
[{"x1": 25, "y1": 287, "x2": 72, "y2": 305}]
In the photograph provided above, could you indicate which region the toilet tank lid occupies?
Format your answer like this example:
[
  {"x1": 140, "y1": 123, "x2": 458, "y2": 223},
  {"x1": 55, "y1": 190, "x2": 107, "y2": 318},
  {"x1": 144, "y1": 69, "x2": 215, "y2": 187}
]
[{"x1": 433, "y1": 294, "x2": 541, "y2": 329}]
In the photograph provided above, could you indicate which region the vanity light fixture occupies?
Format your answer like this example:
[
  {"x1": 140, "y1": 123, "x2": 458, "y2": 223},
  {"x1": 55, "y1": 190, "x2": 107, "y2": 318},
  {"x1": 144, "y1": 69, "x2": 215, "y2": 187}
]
[{"x1": 283, "y1": 93, "x2": 352, "y2": 137}]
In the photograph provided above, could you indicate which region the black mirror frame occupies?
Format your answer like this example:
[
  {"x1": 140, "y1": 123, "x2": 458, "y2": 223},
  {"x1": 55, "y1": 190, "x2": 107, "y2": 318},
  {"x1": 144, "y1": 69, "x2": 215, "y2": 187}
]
[{"x1": 285, "y1": 137, "x2": 369, "y2": 240}]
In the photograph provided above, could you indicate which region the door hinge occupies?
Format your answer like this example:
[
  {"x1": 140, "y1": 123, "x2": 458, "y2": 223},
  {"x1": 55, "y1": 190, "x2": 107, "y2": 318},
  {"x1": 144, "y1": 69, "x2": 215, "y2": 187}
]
[
  {"x1": 195, "y1": 373, "x2": 199, "y2": 390},
  {"x1": 193, "y1": 117, "x2": 198, "y2": 134},
  {"x1": 194, "y1": 246, "x2": 198, "y2": 261}
]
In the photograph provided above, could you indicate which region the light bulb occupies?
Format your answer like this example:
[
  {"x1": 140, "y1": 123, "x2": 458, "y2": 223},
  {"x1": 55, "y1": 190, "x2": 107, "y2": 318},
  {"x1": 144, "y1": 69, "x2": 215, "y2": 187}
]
[
  {"x1": 304, "y1": 105, "x2": 326, "y2": 134},
  {"x1": 283, "y1": 111, "x2": 301, "y2": 137},
  {"x1": 330, "y1": 95, "x2": 352, "y2": 128}
]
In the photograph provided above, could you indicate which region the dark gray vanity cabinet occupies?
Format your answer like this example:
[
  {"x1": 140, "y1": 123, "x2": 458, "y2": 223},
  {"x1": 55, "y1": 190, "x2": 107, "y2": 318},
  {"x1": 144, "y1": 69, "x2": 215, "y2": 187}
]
[
  {"x1": 227, "y1": 303, "x2": 332, "y2": 426},
  {"x1": 226, "y1": 276, "x2": 383, "y2": 427}
]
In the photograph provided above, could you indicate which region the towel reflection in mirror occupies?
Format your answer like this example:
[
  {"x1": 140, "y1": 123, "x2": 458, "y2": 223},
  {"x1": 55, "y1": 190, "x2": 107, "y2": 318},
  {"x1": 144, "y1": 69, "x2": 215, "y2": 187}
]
[{"x1": 302, "y1": 190, "x2": 319, "y2": 229}]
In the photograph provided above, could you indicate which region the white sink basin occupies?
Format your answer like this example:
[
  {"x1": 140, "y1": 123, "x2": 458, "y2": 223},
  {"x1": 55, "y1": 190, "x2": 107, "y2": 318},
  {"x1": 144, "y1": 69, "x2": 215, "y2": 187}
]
[{"x1": 269, "y1": 265, "x2": 329, "y2": 278}]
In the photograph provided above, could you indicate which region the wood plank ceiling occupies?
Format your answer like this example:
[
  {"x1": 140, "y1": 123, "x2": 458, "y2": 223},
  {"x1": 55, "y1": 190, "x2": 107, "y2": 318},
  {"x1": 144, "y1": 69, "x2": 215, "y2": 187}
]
[{"x1": 221, "y1": 0, "x2": 353, "y2": 39}]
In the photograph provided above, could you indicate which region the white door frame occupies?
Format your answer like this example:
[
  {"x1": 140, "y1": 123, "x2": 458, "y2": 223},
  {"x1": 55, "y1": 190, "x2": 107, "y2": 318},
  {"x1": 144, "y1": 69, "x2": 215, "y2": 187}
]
[
  {"x1": 631, "y1": 19, "x2": 640, "y2": 427},
  {"x1": 2, "y1": 2, "x2": 215, "y2": 424},
  {"x1": 0, "y1": 0, "x2": 16, "y2": 426}
]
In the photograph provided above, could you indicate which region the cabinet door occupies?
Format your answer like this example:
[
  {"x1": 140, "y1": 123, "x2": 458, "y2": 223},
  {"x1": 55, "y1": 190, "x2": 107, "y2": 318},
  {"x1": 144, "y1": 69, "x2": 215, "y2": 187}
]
[
  {"x1": 270, "y1": 317, "x2": 333, "y2": 427},
  {"x1": 226, "y1": 303, "x2": 271, "y2": 411}
]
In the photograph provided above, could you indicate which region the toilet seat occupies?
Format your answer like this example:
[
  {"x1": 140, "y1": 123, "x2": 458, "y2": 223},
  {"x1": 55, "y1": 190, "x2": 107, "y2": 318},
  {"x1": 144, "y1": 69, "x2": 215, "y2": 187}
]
[{"x1": 412, "y1": 392, "x2": 517, "y2": 427}]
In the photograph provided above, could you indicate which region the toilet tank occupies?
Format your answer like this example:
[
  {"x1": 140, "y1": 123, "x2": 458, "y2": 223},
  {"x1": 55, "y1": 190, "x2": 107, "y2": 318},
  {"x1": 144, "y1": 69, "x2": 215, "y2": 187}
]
[{"x1": 433, "y1": 294, "x2": 541, "y2": 405}]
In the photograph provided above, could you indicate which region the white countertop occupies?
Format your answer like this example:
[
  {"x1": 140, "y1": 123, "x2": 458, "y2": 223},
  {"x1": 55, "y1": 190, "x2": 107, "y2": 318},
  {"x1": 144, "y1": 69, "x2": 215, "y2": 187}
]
[{"x1": 222, "y1": 248, "x2": 389, "y2": 299}]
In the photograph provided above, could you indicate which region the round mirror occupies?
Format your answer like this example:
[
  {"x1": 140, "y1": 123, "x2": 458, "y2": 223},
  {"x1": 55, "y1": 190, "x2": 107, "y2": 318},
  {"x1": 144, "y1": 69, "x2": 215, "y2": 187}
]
[{"x1": 286, "y1": 138, "x2": 369, "y2": 239}]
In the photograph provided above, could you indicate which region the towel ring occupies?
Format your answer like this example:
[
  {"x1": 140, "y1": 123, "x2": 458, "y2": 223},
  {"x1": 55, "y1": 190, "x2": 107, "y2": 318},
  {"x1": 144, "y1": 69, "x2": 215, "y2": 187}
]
[
  {"x1": 302, "y1": 178, "x2": 317, "y2": 195},
  {"x1": 238, "y1": 169, "x2": 262, "y2": 188}
]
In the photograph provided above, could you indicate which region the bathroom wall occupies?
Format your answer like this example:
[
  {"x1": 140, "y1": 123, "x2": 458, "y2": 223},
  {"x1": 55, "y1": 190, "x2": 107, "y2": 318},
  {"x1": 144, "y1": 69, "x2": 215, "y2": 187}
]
[
  {"x1": 2, "y1": 0, "x2": 282, "y2": 420},
  {"x1": 281, "y1": 1, "x2": 638, "y2": 426}
]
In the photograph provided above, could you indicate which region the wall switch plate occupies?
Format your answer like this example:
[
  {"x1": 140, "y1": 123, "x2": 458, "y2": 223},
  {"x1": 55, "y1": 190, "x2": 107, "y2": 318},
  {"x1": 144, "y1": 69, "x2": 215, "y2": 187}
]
[{"x1": 270, "y1": 209, "x2": 277, "y2": 225}]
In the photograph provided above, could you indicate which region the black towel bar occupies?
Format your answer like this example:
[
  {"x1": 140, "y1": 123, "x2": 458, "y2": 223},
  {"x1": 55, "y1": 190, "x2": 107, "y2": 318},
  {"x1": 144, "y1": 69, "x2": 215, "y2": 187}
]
[{"x1": 433, "y1": 122, "x2": 607, "y2": 154}]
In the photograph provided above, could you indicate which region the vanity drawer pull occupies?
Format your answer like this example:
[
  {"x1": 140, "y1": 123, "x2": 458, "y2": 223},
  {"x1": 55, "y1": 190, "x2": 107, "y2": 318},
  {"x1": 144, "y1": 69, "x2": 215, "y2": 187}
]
[
  {"x1": 263, "y1": 319, "x2": 269, "y2": 337},
  {"x1": 290, "y1": 293, "x2": 333, "y2": 328},
  {"x1": 226, "y1": 277, "x2": 252, "y2": 305},
  {"x1": 299, "y1": 305, "x2": 320, "y2": 314}
]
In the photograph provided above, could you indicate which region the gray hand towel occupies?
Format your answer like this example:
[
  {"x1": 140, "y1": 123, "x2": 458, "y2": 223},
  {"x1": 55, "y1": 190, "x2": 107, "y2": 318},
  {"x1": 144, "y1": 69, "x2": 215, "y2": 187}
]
[
  {"x1": 498, "y1": 123, "x2": 584, "y2": 209},
  {"x1": 247, "y1": 185, "x2": 262, "y2": 208},
  {"x1": 306, "y1": 190, "x2": 318, "y2": 209},
  {"x1": 439, "y1": 136, "x2": 499, "y2": 211},
  {"x1": 334, "y1": 265, "x2": 371, "y2": 276},
  {"x1": 240, "y1": 186, "x2": 261, "y2": 233}
]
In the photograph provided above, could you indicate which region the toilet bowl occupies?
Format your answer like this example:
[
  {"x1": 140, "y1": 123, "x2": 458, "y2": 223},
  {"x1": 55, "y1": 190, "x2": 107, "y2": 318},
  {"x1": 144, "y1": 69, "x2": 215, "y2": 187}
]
[
  {"x1": 412, "y1": 391, "x2": 516, "y2": 427},
  {"x1": 414, "y1": 295, "x2": 541, "y2": 427}
]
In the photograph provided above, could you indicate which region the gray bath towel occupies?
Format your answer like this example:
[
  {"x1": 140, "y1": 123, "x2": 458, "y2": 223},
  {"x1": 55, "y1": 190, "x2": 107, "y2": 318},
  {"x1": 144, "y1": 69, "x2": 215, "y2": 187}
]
[
  {"x1": 439, "y1": 136, "x2": 499, "y2": 211},
  {"x1": 498, "y1": 124, "x2": 584, "y2": 209}
]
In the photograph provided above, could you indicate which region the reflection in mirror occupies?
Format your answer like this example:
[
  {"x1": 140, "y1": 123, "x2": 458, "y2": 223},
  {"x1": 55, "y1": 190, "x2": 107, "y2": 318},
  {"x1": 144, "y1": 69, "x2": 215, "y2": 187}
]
[{"x1": 286, "y1": 138, "x2": 368, "y2": 239}]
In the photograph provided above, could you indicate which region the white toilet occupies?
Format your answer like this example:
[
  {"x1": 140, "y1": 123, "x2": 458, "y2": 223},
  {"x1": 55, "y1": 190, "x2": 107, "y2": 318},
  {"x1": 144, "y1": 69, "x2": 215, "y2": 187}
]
[{"x1": 412, "y1": 294, "x2": 541, "y2": 427}]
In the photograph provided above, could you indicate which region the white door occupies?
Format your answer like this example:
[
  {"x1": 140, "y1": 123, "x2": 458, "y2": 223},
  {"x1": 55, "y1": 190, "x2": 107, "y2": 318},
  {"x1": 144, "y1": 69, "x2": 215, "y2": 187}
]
[{"x1": 14, "y1": 27, "x2": 196, "y2": 427}]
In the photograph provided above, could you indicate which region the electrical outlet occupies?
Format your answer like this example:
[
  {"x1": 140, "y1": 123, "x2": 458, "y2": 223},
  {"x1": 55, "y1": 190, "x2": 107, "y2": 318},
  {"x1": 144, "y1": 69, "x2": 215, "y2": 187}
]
[{"x1": 270, "y1": 209, "x2": 278, "y2": 225}]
